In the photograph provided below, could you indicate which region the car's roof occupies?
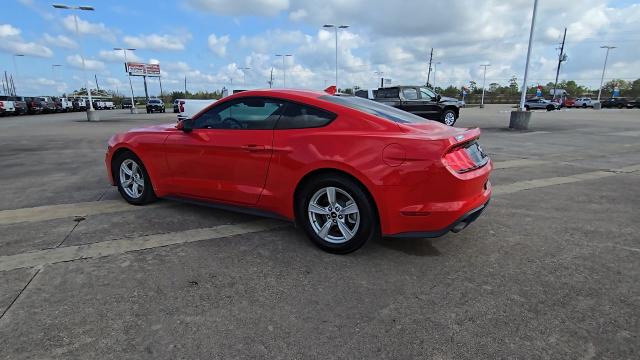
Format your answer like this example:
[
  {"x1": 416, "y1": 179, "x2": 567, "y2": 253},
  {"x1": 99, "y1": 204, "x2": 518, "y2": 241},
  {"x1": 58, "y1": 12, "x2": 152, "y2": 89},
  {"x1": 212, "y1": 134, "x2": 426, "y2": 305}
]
[{"x1": 226, "y1": 89, "x2": 326, "y2": 100}]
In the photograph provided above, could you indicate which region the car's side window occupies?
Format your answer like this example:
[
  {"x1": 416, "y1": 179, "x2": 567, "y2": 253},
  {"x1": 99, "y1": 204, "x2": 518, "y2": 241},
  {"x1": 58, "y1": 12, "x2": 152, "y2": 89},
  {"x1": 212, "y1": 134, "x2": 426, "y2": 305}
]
[
  {"x1": 402, "y1": 88, "x2": 419, "y2": 100},
  {"x1": 193, "y1": 97, "x2": 285, "y2": 130},
  {"x1": 275, "y1": 101, "x2": 337, "y2": 129}
]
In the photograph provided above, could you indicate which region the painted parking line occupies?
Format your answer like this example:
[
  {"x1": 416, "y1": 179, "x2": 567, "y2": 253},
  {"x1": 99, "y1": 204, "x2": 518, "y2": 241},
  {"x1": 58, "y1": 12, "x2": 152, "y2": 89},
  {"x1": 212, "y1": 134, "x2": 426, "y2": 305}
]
[
  {"x1": 0, "y1": 200, "x2": 155, "y2": 226},
  {"x1": 0, "y1": 219, "x2": 286, "y2": 272},
  {"x1": 493, "y1": 164, "x2": 640, "y2": 195},
  {"x1": 605, "y1": 130, "x2": 640, "y2": 137}
]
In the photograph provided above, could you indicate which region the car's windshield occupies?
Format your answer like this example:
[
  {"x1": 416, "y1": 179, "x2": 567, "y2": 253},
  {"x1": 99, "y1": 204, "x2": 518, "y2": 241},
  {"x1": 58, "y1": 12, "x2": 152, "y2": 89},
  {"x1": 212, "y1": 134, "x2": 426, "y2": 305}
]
[
  {"x1": 320, "y1": 95, "x2": 430, "y2": 123},
  {"x1": 149, "y1": 100, "x2": 161, "y2": 104}
]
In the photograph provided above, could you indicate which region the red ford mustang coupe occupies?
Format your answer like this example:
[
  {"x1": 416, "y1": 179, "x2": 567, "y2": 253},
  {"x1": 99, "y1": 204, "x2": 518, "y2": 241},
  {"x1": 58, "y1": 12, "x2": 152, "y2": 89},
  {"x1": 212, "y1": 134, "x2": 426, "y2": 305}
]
[{"x1": 106, "y1": 89, "x2": 492, "y2": 253}]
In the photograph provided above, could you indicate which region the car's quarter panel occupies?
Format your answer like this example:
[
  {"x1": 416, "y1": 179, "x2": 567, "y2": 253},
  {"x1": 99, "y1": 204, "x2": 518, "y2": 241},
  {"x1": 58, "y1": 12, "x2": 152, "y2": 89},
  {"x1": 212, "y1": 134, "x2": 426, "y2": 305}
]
[{"x1": 163, "y1": 129, "x2": 274, "y2": 205}]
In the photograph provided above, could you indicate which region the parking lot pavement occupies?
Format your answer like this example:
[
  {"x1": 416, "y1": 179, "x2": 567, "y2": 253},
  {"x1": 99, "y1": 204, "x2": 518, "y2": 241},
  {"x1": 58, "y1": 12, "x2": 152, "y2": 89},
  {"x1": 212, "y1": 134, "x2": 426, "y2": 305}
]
[{"x1": 0, "y1": 106, "x2": 639, "y2": 358}]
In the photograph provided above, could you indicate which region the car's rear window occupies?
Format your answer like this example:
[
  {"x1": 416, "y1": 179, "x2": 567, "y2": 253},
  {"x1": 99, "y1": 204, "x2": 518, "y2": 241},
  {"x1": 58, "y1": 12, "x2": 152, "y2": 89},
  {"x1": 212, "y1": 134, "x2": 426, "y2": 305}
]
[{"x1": 319, "y1": 95, "x2": 430, "y2": 124}]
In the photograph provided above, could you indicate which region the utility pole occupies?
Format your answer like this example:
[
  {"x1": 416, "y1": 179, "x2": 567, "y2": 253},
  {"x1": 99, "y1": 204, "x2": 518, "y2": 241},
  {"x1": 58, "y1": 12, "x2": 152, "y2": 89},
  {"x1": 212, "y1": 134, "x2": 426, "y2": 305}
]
[
  {"x1": 94, "y1": 74, "x2": 100, "y2": 92},
  {"x1": 480, "y1": 64, "x2": 491, "y2": 108},
  {"x1": 597, "y1": 46, "x2": 616, "y2": 103},
  {"x1": 426, "y1": 48, "x2": 433, "y2": 87},
  {"x1": 184, "y1": 76, "x2": 187, "y2": 93},
  {"x1": 268, "y1": 67, "x2": 274, "y2": 88},
  {"x1": 275, "y1": 54, "x2": 292, "y2": 87},
  {"x1": 552, "y1": 27, "x2": 567, "y2": 100},
  {"x1": 374, "y1": 71, "x2": 384, "y2": 88}
]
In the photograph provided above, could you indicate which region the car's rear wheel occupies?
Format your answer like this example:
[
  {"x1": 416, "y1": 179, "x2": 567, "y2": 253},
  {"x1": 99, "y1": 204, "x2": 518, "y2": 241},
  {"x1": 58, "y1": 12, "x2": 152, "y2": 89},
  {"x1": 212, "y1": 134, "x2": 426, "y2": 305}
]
[
  {"x1": 524, "y1": 105, "x2": 530, "y2": 111},
  {"x1": 114, "y1": 151, "x2": 156, "y2": 205},
  {"x1": 441, "y1": 109, "x2": 457, "y2": 126},
  {"x1": 546, "y1": 105, "x2": 554, "y2": 111},
  {"x1": 296, "y1": 175, "x2": 377, "y2": 254}
]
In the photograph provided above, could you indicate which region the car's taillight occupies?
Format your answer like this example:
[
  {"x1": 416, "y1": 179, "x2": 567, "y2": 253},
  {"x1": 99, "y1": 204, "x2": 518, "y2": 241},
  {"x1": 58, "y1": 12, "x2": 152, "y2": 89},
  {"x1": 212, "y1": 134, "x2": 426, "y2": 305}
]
[
  {"x1": 0, "y1": 101, "x2": 4, "y2": 109},
  {"x1": 443, "y1": 140, "x2": 488, "y2": 173},
  {"x1": 179, "y1": 101, "x2": 185, "y2": 112}
]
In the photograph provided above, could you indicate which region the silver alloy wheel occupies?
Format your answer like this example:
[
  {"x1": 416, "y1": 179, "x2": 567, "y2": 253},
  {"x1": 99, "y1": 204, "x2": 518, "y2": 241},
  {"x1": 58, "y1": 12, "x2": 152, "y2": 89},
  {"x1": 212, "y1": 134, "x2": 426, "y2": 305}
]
[
  {"x1": 119, "y1": 159, "x2": 144, "y2": 199},
  {"x1": 308, "y1": 186, "x2": 360, "y2": 244},
  {"x1": 444, "y1": 111, "x2": 456, "y2": 126}
]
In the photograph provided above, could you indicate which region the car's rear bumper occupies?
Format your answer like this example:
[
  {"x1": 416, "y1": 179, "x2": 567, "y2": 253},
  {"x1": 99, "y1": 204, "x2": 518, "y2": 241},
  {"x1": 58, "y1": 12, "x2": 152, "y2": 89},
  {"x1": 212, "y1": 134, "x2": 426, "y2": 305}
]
[
  {"x1": 379, "y1": 160, "x2": 492, "y2": 237},
  {"x1": 385, "y1": 199, "x2": 489, "y2": 239}
]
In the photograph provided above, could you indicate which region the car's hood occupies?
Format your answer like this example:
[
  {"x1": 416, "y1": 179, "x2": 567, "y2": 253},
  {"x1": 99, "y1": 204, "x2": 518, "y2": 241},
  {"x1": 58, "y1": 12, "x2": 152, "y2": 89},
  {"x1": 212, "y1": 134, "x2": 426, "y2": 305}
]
[
  {"x1": 129, "y1": 123, "x2": 177, "y2": 133},
  {"x1": 439, "y1": 96, "x2": 459, "y2": 103}
]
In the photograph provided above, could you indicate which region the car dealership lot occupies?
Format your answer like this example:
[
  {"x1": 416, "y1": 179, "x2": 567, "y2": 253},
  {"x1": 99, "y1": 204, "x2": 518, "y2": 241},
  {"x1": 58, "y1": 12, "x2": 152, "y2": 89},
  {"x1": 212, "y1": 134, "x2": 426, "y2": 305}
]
[{"x1": 1, "y1": 106, "x2": 638, "y2": 358}]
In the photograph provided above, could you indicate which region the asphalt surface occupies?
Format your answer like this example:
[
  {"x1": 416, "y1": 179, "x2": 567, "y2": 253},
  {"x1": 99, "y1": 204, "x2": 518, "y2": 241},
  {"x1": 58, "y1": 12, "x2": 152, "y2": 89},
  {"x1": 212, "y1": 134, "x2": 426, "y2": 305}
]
[{"x1": 0, "y1": 105, "x2": 639, "y2": 359}]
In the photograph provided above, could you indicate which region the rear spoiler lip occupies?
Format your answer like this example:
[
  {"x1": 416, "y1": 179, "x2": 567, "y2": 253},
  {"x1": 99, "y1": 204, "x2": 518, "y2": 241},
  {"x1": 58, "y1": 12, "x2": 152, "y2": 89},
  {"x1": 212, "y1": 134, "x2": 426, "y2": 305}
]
[{"x1": 445, "y1": 127, "x2": 482, "y2": 150}]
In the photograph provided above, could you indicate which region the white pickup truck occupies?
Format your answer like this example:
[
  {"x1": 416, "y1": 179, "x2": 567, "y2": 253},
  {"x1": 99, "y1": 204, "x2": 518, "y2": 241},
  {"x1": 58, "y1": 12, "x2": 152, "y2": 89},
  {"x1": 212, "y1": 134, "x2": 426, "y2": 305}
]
[
  {"x1": 95, "y1": 101, "x2": 115, "y2": 110},
  {"x1": 176, "y1": 99, "x2": 217, "y2": 120},
  {"x1": 0, "y1": 96, "x2": 16, "y2": 116}
]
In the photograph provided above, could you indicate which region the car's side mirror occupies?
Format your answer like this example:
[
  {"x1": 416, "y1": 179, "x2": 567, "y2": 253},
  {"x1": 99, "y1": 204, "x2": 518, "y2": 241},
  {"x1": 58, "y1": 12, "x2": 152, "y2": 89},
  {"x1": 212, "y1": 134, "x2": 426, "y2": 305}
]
[
  {"x1": 436, "y1": 94, "x2": 442, "y2": 102},
  {"x1": 177, "y1": 118, "x2": 193, "y2": 132}
]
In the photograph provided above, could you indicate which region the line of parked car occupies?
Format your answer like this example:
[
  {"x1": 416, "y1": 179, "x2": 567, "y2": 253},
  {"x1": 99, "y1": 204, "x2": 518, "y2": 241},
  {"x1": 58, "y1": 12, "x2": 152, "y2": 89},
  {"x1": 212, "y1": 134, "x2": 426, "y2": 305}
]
[
  {"x1": 524, "y1": 96, "x2": 640, "y2": 111},
  {"x1": 0, "y1": 96, "x2": 116, "y2": 116}
]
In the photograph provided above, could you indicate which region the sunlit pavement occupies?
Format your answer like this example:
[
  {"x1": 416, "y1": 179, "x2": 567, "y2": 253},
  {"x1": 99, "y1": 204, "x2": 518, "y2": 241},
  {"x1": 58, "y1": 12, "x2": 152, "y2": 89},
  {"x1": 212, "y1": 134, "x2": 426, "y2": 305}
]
[{"x1": 1, "y1": 106, "x2": 639, "y2": 359}]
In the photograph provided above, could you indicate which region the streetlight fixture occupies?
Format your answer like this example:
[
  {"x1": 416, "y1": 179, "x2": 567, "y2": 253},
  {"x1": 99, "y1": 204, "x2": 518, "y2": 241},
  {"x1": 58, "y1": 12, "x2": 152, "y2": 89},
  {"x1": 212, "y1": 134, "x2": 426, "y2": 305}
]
[
  {"x1": 518, "y1": 0, "x2": 538, "y2": 112},
  {"x1": 113, "y1": 47, "x2": 137, "y2": 114},
  {"x1": 238, "y1": 67, "x2": 251, "y2": 87},
  {"x1": 480, "y1": 64, "x2": 491, "y2": 108},
  {"x1": 597, "y1": 45, "x2": 616, "y2": 104},
  {"x1": 52, "y1": 3, "x2": 98, "y2": 121},
  {"x1": 275, "y1": 54, "x2": 292, "y2": 87},
  {"x1": 323, "y1": 24, "x2": 349, "y2": 90}
]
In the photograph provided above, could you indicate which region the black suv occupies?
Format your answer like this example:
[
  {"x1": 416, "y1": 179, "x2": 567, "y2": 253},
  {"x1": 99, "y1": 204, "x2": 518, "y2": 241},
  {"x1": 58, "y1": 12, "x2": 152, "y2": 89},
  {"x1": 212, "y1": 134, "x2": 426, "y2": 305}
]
[
  {"x1": 373, "y1": 86, "x2": 461, "y2": 126},
  {"x1": 146, "y1": 99, "x2": 165, "y2": 113},
  {"x1": 601, "y1": 97, "x2": 629, "y2": 108}
]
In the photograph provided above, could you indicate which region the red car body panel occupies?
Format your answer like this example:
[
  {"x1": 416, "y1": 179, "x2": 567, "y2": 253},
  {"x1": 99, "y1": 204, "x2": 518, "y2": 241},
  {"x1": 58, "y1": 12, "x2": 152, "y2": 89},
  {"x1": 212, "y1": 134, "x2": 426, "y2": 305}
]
[{"x1": 106, "y1": 89, "x2": 491, "y2": 237}]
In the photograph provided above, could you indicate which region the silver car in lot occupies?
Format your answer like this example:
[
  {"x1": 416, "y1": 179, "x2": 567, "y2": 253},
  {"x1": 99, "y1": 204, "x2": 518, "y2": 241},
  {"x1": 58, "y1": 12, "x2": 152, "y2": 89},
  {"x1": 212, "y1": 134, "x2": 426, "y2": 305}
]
[{"x1": 524, "y1": 98, "x2": 560, "y2": 111}]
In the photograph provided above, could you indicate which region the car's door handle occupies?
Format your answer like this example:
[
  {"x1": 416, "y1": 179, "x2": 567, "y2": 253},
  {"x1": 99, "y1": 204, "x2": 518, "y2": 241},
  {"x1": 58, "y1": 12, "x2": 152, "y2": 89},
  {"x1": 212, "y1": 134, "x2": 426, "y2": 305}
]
[{"x1": 242, "y1": 144, "x2": 267, "y2": 152}]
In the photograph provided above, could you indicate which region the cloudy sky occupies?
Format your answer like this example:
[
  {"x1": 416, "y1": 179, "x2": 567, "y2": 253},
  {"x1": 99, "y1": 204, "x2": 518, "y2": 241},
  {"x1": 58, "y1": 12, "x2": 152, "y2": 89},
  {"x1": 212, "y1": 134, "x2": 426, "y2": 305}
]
[{"x1": 0, "y1": 0, "x2": 639, "y2": 96}]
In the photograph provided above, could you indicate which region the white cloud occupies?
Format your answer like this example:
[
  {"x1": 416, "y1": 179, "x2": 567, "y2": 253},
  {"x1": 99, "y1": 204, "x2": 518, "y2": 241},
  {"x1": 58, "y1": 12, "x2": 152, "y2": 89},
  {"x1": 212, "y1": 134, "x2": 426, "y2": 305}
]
[
  {"x1": 66, "y1": 54, "x2": 106, "y2": 71},
  {"x1": 149, "y1": 58, "x2": 160, "y2": 65},
  {"x1": 185, "y1": 0, "x2": 289, "y2": 16},
  {"x1": 0, "y1": 24, "x2": 21, "y2": 37},
  {"x1": 123, "y1": 33, "x2": 190, "y2": 51},
  {"x1": 61, "y1": 15, "x2": 115, "y2": 41},
  {"x1": 288, "y1": 9, "x2": 307, "y2": 21},
  {"x1": 43, "y1": 33, "x2": 78, "y2": 49},
  {"x1": 98, "y1": 49, "x2": 141, "y2": 63},
  {"x1": 208, "y1": 34, "x2": 230, "y2": 57},
  {"x1": 0, "y1": 24, "x2": 53, "y2": 57}
]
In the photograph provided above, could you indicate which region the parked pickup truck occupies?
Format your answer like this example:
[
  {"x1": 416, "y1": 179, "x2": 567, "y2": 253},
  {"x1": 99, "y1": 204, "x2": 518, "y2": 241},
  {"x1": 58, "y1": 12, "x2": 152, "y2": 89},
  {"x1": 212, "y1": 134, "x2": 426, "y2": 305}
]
[
  {"x1": 0, "y1": 96, "x2": 16, "y2": 116},
  {"x1": 94, "y1": 101, "x2": 115, "y2": 110},
  {"x1": 373, "y1": 86, "x2": 461, "y2": 126},
  {"x1": 601, "y1": 97, "x2": 630, "y2": 109},
  {"x1": 176, "y1": 99, "x2": 218, "y2": 120},
  {"x1": 10, "y1": 96, "x2": 28, "y2": 115},
  {"x1": 38, "y1": 97, "x2": 57, "y2": 113},
  {"x1": 53, "y1": 97, "x2": 73, "y2": 112},
  {"x1": 25, "y1": 97, "x2": 45, "y2": 114}
]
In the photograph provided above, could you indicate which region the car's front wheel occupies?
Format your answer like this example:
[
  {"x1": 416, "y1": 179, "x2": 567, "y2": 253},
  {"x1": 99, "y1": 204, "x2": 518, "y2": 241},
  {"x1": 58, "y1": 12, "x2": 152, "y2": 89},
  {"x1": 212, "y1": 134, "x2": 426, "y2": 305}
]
[
  {"x1": 441, "y1": 109, "x2": 457, "y2": 126},
  {"x1": 113, "y1": 151, "x2": 156, "y2": 205},
  {"x1": 297, "y1": 175, "x2": 377, "y2": 254}
]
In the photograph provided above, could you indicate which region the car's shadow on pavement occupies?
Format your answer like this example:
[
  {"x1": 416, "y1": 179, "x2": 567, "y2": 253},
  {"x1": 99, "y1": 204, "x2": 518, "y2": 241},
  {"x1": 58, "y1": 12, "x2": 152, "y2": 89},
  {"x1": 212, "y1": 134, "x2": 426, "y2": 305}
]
[{"x1": 374, "y1": 237, "x2": 442, "y2": 257}]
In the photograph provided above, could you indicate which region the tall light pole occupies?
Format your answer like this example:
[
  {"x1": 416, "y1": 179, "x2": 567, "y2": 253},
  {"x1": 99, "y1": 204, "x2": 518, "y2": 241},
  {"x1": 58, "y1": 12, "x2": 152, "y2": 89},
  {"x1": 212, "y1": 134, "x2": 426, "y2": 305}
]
[
  {"x1": 597, "y1": 45, "x2": 616, "y2": 103},
  {"x1": 374, "y1": 71, "x2": 384, "y2": 88},
  {"x1": 323, "y1": 24, "x2": 349, "y2": 90},
  {"x1": 519, "y1": 0, "x2": 538, "y2": 111},
  {"x1": 480, "y1": 64, "x2": 491, "y2": 108},
  {"x1": 275, "y1": 54, "x2": 292, "y2": 87},
  {"x1": 433, "y1": 62, "x2": 441, "y2": 90},
  {"x1": 238, "y1": 67, "x2": 251, "y2": 87},
  {"x1": 114, "y1": 47, "x2": 137, "y2": 114},
  {"x1": 11, "y1": 54, "x2": 24, "y2": 95},
  {"x1": 53, "y1": 3, "x2": 97, "y2": 121}
]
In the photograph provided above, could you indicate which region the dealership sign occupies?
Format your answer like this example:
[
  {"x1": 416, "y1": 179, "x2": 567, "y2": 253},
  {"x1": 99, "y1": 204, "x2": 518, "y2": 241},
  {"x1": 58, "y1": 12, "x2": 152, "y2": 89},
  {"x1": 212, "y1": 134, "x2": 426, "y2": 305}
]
[{"x1": 125, "y1": 62, "x2": 161, "y2": 77}]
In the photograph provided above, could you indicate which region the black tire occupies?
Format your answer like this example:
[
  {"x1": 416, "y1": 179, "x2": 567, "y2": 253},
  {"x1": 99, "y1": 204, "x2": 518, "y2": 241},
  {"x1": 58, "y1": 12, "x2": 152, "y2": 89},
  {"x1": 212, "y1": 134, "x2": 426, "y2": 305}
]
[
  {"x1": 582, "y1": 103, "x2": 587, "y2": 108},
  {"x1": 546, "y1": 105, "x2": 554, "y2": 111},
  {"x1": 440, "y1": 109, "x2": 457, "y2": 126},
  {"x1": 617, "y1": 104, "x2": 623, "y2": 109},
  {"x1": 296, "y1": 174, "x2": 378, "y2": 254},
  {"x1": 146, "y1": 109, "x2": 151, "y2": 114},
  {"x1": 524, "y1": 105, "x2": 530, "y2": 111},
  {"x1": 113, "y1": 151, "x2": 156, "y2": 205}
]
